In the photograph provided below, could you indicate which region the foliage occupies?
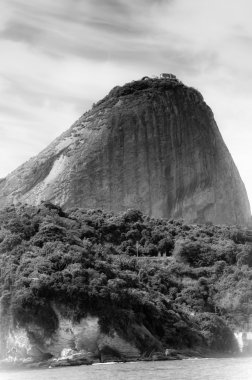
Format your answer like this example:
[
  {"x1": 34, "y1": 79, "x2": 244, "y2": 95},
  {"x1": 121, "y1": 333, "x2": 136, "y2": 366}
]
[{"x1": 0, "y1": 203, "x2": 250, "y2": 353}]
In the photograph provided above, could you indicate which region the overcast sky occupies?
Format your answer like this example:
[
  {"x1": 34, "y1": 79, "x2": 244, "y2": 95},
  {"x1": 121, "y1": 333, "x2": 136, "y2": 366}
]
[{"x1": 1, "y1": 0, "x2": 252, "y2": 207}]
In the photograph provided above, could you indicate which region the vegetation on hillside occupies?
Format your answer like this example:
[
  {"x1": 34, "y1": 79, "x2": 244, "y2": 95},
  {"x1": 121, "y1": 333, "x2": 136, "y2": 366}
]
[
  {"x1": 0, "y1": 203, "x2": 251, "y2": 355},
  {"x1": 94, "y1": 77, "x2": 185, "y2": 108}
]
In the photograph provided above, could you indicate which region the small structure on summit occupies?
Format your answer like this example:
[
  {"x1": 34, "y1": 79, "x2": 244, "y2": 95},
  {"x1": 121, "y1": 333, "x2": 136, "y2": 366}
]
[
  {"x1": 160, "y1": 73, "x2": 177, "y2": 80},
  {"x1": 141, "y1": 74, "x2": 178, "y2": 81}
]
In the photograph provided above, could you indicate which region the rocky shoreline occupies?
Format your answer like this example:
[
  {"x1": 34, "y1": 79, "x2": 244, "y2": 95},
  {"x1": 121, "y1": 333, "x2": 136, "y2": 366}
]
[{"x1": 1, "y1": 349, "x2": 248, "y2": 371}]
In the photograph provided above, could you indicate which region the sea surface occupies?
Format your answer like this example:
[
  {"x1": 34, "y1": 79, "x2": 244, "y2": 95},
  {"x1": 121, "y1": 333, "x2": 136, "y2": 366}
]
[{"x1": 0, "y1": 358, "x2": 252, "y2": 380}]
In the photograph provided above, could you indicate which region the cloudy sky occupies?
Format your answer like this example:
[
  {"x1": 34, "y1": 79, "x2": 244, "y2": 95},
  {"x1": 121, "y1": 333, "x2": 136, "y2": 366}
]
[{"x1": 1, "y1": 0, "x2": 252, "y2": 207}]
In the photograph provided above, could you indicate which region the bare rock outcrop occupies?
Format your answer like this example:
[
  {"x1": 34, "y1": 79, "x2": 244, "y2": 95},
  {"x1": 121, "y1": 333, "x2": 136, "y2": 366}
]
[
  {"x1": 0, "y1": 77, "x2": 250, "y2": 225},
  {"x1": 2, "y1": 312, "x2": 154, "y2": 363}
]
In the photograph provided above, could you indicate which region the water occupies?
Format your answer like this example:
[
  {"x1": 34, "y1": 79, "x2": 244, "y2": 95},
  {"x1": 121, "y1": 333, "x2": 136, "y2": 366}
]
[{"x1": 0, "y1": 358, "x2": 252, "y2": 380}]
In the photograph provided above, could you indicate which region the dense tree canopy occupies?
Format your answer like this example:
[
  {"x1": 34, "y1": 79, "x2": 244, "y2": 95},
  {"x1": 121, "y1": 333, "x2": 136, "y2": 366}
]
[{"x1": 0, "y1": 202, "x2": 251, "y2": 354}]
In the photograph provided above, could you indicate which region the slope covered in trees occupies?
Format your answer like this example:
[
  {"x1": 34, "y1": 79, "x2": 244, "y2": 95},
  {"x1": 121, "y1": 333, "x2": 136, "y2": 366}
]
[{"x1": 0, "y1": 202, "x2": 251, "y2": 359}]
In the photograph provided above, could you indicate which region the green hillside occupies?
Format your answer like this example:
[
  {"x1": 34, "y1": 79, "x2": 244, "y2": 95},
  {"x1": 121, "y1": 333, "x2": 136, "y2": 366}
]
[{"x1": 0, "y1": 202, "x2": 251, "y2": 359}]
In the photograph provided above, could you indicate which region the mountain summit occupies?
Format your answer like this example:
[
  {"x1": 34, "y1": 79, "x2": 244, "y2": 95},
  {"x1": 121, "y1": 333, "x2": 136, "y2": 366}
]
[{"x1": 0, "y1": 75, "x2": 250, "y2": 225}]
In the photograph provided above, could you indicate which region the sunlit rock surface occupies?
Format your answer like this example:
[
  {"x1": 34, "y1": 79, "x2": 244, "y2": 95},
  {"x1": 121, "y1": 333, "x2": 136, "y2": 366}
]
[
  {"x1": 2, "y1": 312, "x2": 151, "y2": 362},
  {"x1": 0, "y1": 77, "x2": 250, "y2": 225}
]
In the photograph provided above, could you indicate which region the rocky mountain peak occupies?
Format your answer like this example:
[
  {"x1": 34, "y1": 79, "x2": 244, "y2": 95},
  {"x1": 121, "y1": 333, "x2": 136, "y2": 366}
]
[{"x1": 0, "y1": 75, "x2": 250, "y2": 225}]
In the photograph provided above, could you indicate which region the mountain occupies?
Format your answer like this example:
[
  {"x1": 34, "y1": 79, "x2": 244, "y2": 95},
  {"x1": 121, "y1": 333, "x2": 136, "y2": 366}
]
[{"x1": 0, "y1": 76, "x2": 250, "y2": 225}]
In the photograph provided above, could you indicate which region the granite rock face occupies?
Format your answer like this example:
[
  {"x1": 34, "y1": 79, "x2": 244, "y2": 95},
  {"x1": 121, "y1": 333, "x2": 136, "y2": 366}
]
[
  {"x1": 2, "y1": 311, "x2": 153, "y2": 362},
  {"x1": 0, "y1": 77, "x2": 250, "y2": 225}
]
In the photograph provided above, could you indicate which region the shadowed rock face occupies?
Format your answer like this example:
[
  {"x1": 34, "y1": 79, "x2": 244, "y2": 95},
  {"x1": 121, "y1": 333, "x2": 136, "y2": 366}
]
[{"x1": 0, "y1": 78, "x2": 250, "y2": 225}]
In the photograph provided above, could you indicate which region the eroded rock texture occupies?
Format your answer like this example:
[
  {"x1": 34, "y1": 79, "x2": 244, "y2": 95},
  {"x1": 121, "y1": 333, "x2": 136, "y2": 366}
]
[
  {"x1": 2, "y1": 312, "x2": 153, "y2": 362},
  {"x1": 0, "y1": 78, "x2": 250, "y2": 225}
]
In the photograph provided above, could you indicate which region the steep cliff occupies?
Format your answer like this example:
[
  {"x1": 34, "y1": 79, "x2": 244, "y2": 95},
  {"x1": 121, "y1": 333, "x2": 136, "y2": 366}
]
[{"x1": 0, "y1": 77, "x2": 250, "y2": 225}]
